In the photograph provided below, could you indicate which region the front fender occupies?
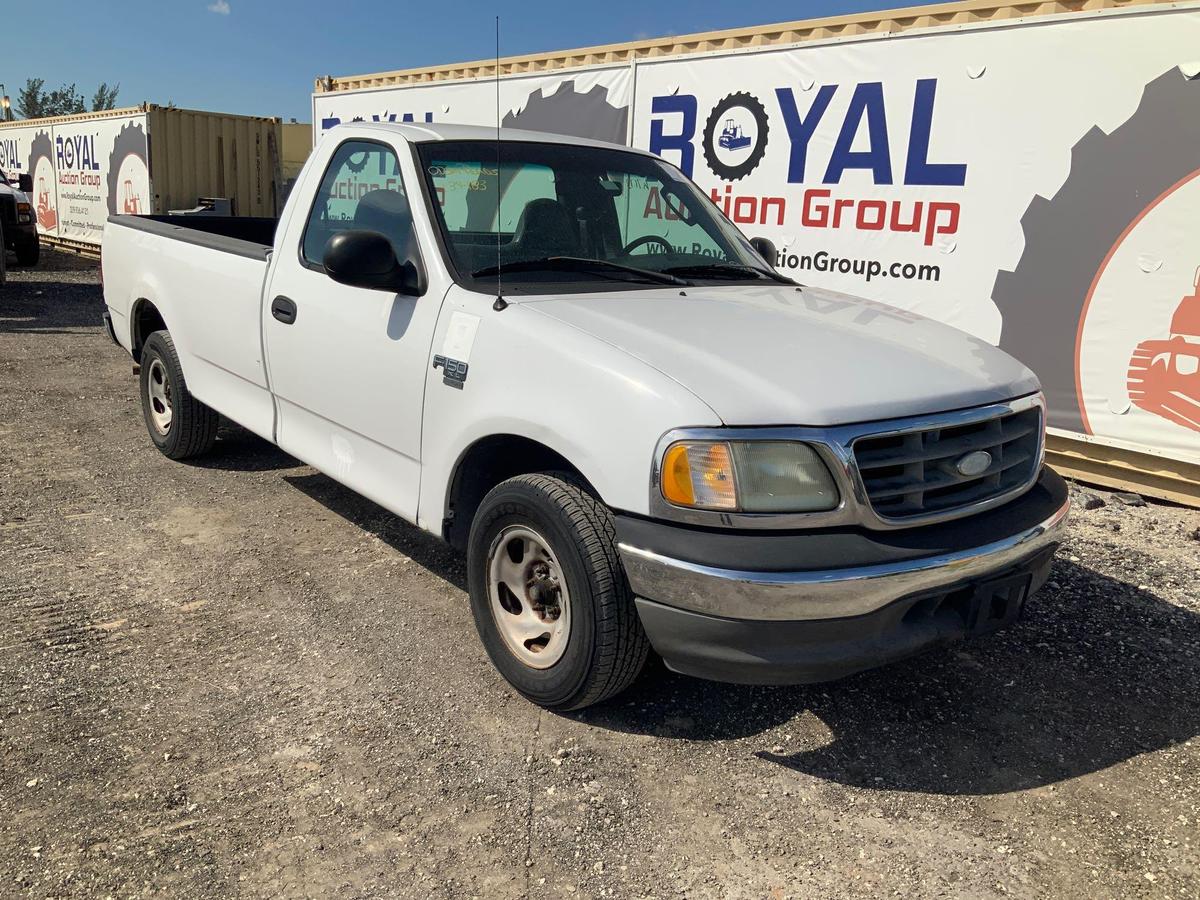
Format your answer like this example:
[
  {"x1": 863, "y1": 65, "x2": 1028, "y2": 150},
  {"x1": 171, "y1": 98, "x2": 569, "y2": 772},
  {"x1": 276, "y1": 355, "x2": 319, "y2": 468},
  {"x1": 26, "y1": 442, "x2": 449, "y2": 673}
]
[{"x1": 416, "y1": 296, "x2": 721, "y2": 531}]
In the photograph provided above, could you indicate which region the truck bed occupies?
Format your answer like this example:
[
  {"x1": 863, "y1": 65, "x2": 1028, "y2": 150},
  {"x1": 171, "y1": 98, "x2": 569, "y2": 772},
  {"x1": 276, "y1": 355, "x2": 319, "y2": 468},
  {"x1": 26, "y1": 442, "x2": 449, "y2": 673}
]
[
  {"x1": 103, "y1": 213, "x2": 279, "y2": 440},
  {"x1": 110, "y1": 214, "x2": 279, "y2": 260}
]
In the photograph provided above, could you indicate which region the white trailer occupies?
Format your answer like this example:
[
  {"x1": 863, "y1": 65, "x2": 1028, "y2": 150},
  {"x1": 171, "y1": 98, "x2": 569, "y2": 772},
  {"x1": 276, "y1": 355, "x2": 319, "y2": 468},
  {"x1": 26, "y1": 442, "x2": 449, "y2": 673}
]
[{"x1": 313, "y1": 0, "x2": 1200, "y2": 501}]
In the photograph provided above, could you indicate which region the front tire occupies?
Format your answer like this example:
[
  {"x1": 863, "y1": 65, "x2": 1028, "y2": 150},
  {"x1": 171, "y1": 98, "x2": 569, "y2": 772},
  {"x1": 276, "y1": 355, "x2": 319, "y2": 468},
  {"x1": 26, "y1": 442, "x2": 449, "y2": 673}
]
[
  {"x1": 467, "y1": 474, "x2": 649, "y2": 711},
  {"x1": 14, "y1": 238, "x2": 39, "y2": 267},
  {"x1": 139, "y1": 330, "x2": 218, "y2": 460}
]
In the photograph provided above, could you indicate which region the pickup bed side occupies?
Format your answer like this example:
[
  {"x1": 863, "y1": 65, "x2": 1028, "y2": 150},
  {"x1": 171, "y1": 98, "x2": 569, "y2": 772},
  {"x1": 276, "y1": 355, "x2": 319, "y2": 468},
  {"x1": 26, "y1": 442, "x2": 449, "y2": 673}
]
[{"x1": 103, "y1": 215, "x2": 278, "y2": 441}]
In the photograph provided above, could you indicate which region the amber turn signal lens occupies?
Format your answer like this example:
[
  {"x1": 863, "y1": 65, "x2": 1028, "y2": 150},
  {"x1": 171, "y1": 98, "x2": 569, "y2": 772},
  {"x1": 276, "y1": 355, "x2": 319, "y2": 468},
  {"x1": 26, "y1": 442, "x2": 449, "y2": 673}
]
[
  {"x1": 661, "y1": 444, "x2": 696, "y2": 506},
  {"x1": 660, "y1": 442, "x2": 737, "y2": 510}
]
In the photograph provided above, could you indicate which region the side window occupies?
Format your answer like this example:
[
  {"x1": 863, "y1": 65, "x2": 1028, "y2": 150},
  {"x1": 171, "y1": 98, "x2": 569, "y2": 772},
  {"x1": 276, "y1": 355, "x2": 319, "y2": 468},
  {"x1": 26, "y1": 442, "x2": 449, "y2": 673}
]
[{"x1": 302, "y1": 140, "x2": 413, "y2": 265}]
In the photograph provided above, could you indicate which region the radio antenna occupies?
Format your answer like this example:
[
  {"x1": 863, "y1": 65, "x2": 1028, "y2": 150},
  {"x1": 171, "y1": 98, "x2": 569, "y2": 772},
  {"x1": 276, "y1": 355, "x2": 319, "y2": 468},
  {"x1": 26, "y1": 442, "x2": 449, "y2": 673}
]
[{"x1": 492, "y1": 15, "x2": 507, "y2": 311}]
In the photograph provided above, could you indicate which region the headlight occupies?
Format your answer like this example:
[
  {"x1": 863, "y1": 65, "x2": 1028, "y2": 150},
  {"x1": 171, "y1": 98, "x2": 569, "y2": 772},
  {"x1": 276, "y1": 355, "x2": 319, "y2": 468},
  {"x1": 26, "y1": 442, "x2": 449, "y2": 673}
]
[
  {"x1": 660, "y1": 440, "x2": 839, "y2": 513},
  {"x1": 16, "y1": 202, "x2": 31, "y2": 223}
]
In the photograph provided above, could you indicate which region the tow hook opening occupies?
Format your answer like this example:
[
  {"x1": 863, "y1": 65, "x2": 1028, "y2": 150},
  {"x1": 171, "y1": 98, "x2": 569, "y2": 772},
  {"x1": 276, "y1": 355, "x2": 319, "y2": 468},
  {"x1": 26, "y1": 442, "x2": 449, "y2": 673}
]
[{"x1": 902, "y1": 573, "x2": 1033, "y2": 634}]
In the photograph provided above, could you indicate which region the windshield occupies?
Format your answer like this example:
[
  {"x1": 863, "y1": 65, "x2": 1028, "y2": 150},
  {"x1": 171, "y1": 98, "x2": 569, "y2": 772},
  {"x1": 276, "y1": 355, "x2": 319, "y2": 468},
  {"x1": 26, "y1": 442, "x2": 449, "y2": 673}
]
[{"x1": 416, "y1": 140, "x2": 783, "y2": 294}]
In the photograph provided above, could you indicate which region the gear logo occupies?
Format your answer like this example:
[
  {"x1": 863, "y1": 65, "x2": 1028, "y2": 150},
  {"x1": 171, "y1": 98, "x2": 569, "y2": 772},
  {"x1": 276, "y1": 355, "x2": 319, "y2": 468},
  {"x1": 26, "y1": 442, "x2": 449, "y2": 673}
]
[
  {"x1": 345, "y1": 150, "x2": 370, "y2": 174},
  {"x1": 107, "y1": 122, "x2": 149, "y2": 217},
  {"x1": 503, "y1": 81, "x2": 628, "y2": 145},
  {"x1": 993, "y1": 68, "x2": 1200, "y2": 446},
  {"x1": 702, "y1": 92, "x2": 769, "y2": 182},
  {"x1": 27, "y1": 130, "x2": 57, "y2": 233}
]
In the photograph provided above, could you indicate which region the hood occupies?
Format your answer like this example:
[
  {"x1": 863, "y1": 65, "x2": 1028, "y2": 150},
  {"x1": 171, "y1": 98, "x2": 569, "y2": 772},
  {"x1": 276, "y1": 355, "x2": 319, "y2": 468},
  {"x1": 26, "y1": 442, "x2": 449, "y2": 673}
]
[
  {"x1": 522, "y1": 284, "x2": 1039, "y2": 426},
  {"x1": 0, "y1": 182, "x2": 28, "y2": 202}
]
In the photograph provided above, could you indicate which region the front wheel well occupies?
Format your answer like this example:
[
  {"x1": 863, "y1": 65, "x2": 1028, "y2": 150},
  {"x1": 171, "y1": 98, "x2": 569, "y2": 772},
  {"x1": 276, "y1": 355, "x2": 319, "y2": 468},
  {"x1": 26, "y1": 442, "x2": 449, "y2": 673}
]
[
  {"x1": 130, "y1": 299, "x2": 167, "y2": 361},
  {"x1": 444, "y1": 435, "x2": 597, "y2": 550}
]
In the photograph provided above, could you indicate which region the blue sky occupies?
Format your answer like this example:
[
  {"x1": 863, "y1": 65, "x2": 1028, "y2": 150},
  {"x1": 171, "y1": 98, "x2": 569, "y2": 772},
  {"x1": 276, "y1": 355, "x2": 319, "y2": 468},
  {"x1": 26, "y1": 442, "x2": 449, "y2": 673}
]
[{"x1": 1, "y1": 1, "x2": 932, "y2": 123}]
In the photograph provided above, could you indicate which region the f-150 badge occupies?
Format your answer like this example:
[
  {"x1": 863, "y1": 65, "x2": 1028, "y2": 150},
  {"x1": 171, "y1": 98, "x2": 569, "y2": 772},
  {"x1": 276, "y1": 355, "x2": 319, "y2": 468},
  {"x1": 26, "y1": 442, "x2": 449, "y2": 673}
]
[{"x1": 433, "y1": 355, "x2": 469, "y2": 387}]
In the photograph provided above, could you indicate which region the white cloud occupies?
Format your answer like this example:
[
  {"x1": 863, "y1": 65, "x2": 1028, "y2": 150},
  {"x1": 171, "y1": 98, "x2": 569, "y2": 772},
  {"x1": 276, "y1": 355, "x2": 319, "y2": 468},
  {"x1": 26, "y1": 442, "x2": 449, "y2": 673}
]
[{"x1": 207, "y1": 0, "x2": 231, "y2": 14}]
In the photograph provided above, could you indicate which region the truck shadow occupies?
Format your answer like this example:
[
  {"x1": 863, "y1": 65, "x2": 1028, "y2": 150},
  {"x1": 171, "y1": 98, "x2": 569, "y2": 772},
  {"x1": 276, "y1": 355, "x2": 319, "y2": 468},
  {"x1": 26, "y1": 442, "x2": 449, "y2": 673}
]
[
  {"x1": 257, "y1": 467, "x2": 1200, "y2": 796},
  {"x1": 185, "y1": 421, "x2": 304, "y2": 473},
  {"x1": 0, "y1": 276, "x2": 104, "y2": 333},
  {"x1": 282, "y1": 471, "x2": 467, "y2": 590},
  {"x1": 583, "y1": 559, "x2": 1200, "y2": 795}
]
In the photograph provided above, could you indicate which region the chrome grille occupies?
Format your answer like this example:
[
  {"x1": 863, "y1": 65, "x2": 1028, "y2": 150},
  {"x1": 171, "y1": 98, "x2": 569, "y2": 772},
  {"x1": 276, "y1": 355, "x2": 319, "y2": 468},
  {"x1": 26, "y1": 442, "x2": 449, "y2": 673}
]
[{"x1": 852, "y1": 405, "x2": 1042, "y2": 520}]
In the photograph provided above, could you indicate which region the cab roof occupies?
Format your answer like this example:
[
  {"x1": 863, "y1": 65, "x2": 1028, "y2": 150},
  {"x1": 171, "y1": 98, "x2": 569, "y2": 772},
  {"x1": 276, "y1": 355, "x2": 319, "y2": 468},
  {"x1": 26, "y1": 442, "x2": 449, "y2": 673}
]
[{"x1": 329, "y1": 120, "x2": 647, "y2": 155}]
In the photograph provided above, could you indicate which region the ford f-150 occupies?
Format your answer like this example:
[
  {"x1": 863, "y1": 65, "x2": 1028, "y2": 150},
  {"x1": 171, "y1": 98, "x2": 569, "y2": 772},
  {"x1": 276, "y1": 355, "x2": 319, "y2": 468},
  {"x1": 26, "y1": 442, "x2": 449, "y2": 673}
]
[{"x1": 101, "y1": 122, "x2": 1069, "y2": 710}]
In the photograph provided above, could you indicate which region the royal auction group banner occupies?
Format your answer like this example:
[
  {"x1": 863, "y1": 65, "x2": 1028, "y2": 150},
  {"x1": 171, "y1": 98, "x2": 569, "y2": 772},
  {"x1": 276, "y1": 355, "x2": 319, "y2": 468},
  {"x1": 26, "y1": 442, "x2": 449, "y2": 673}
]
[
  {"x1": 336, "y1": 2, "x2": 1200, "y2": 467},
  {"x1": 631, "y1": 6, "x2": 1200, "y2": 468},
  {"x1": 313, "y1": 65, "x2": 633, "y2": 146},
  {"x1": 0, "y1": 113, "x2": 150, "y2": 246}
]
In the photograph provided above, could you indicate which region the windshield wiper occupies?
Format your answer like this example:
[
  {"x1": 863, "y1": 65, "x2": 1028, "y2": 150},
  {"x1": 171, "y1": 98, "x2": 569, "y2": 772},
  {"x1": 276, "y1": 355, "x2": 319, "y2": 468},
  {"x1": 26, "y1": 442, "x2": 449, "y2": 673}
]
[
  {"x1": 663, "y1": 262, "x2": 795, "y2": 284},
  {"x1": 472, "y1": 256, "x2": 689, "y2": 286}
]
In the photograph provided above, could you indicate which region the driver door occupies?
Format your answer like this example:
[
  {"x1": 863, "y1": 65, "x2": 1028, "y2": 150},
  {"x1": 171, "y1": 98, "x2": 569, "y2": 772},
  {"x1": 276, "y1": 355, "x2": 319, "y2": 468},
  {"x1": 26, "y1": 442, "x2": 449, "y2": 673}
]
[{"x1": 263, "y1": 137, "x2": 442, "y2": 521}]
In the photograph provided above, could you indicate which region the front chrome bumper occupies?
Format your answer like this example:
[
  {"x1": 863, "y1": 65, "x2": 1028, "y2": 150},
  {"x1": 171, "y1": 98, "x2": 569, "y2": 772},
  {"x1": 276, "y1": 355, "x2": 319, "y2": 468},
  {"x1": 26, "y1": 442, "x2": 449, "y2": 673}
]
[{"x1": 617, "y1": 494, "x2": 1070, "y2": 622}]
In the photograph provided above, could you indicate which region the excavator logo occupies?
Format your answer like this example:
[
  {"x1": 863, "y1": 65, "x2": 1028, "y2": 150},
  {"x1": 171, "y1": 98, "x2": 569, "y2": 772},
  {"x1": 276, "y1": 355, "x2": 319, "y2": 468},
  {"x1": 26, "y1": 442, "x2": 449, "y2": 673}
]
[
  {"x1": 718, "y1": 118, "x2": 752, "y2": 151},
  {"x1": 1127, "y1": 265, "x2": 1200, "y2": 432},
  {"x1": 36, "y1": 175, "x2": 57, "y2": 231},
  {"x1": 122, "y1": 178, "x2": 141, "y2": 214},
  {"x1": 701, "y1": 92, "x2": 770, "y2": 182}
]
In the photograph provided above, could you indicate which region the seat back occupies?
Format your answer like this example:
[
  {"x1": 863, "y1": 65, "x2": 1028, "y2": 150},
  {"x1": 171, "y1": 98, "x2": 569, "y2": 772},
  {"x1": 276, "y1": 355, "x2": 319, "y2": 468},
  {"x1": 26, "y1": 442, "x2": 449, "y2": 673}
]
[{"x1": 512, "y1": 198, "x2": 580, "y2": 259}]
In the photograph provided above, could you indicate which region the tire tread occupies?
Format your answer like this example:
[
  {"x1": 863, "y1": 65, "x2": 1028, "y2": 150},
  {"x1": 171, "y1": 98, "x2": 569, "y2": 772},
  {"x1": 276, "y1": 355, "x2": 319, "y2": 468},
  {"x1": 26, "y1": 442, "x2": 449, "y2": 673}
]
[
  {"x1": 471, "y1": 473, "x2": 649, "y2": 710},
  {"x1": 142, "y1": 330, "x2": 218, "y2": 460}
]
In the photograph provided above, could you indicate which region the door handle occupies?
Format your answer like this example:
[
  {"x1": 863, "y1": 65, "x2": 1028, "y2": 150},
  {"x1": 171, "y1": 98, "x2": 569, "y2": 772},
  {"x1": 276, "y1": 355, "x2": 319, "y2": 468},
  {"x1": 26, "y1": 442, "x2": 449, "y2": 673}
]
[{"x1": 271, "y1": 295, "x2": 297, "y2": 325}]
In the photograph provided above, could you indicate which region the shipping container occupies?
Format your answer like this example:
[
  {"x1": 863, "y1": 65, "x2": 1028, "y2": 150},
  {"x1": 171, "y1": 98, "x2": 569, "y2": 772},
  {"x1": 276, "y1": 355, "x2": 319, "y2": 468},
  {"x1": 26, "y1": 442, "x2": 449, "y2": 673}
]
[
  {"x1": 312, "y1": 0, "x2": 1200, "y2": 500},
  {"x1": 312, "y1": 0, "x2": 1169, "y2": 94},
  {"x1": 0, "y1": 104, "x2": 283, "y2": 252},
  {"x1": 280, "y1": 121, "x2": 313, "y2": 198}
]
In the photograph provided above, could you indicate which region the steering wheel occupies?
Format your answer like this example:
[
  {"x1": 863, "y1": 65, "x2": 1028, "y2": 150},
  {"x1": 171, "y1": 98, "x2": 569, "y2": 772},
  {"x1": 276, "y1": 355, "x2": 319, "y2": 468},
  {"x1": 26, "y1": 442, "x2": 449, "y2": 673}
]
[{"x1": 621, "y1": 234, "x2": 673, "y2": 255}]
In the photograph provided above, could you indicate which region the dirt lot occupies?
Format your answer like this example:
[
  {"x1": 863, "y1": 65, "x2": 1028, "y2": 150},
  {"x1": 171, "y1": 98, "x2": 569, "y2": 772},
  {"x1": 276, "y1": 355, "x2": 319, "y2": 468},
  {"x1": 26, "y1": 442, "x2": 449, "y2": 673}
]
[{"x1": 1, "y1": 250, "x2": 1198, "y2": 899}]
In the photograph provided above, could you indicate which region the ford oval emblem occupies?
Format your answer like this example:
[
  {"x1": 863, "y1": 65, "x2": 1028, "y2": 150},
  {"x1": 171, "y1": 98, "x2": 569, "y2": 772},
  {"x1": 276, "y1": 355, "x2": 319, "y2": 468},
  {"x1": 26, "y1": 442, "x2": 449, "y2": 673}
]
[{"x1": 955, "y1": 450, "x2": 993, "y2": 477}]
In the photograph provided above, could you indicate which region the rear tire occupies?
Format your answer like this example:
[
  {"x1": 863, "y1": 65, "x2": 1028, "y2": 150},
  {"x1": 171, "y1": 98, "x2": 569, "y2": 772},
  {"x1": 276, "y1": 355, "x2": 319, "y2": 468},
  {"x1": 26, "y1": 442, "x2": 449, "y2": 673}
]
[
  {"x1": 467, "y1": 474, "x2": 649, "y2": 711},
  {"x1": 139, "y1": 330, "x2": 218, "y2": 460}
]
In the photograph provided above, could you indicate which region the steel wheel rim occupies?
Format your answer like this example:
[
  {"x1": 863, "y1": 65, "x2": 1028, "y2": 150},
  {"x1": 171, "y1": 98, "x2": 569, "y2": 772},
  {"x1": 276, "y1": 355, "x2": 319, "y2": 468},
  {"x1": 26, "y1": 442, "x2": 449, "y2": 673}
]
[
  {"x1": 486, "y1": 524, "x2": 571, "y2": 669},
  {"x1": 146, "y1": 358, "x2": 173, "y2": 435}
]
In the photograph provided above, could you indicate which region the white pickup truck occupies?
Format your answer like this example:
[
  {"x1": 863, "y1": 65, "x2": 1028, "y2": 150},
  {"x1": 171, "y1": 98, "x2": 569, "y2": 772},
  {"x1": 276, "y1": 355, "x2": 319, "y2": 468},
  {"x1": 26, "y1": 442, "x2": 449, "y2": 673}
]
[
  {"x1": 0, "y1": 167, "x2": 40, "y2": 267},
  {"x1": 102, "y1": 122, "x2": 1069, "y2": 710}
]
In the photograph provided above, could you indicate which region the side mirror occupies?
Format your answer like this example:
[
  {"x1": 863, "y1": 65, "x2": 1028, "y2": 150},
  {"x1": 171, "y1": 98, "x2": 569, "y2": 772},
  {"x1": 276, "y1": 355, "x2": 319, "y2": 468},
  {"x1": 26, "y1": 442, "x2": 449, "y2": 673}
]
[
  {"x1": 17, "y1": 173, "x2": 33, "y2": 193},
  {"x1": 323, "y1": 229, "x2": 426, "y2": 296},
  {"x1": 750, "y1": 236, "x2": 777, "y2": 267}
]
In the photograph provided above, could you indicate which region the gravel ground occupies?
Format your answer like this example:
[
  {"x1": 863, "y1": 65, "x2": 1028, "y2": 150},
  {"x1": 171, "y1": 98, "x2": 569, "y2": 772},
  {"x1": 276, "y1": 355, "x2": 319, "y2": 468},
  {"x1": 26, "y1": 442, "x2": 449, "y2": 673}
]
[{"x1": 1, "y1": 249, "x2": 1199, "y2": 899}]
